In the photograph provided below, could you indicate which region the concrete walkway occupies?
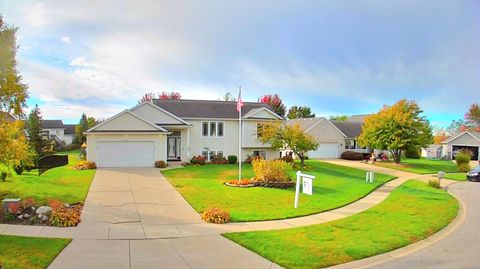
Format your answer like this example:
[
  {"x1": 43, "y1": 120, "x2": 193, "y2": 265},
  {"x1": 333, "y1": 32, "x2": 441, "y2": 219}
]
[{"x1": 48, "y1": 168, "x2": 280, "y2": 269}]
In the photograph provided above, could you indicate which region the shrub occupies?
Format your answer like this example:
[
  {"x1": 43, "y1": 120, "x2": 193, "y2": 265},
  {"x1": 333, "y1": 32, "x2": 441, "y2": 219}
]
[
  {"x1": 13, "y1": 165, "x2": 24, "y2": 175},
  {"x1": 455, "y1": 152, "x2": 471, "y2": 165},
  {"x1": 50, "y1": 205, "x2": 82, "y2": 227},
  {"x1": 47, "y1": 199, "x2": 64, "y2": 210},
  {"x1": 340, "y1": 151, "x2": 363, "y2": 160},
  {"x1": 67, "y1": 143, "x2": 81, "y2": 151},
  {"x1": 428, "y1": 179, "x2": 441, "y2": 189},
  {"x1": 252, "y1": 159, "x2": 292, "y2": 182},
  {"x1": 211, "y1": 154, "x2": 228, "y2": 164},
  {"x1": 190, "y1": 155, "x2": 206, "y2": 165},
  {"x1": 0, "y1": 172, "x2": 6, "y2": 182},
  {"x1": 75, "y1": 161, "x2": 97, "y2": 170},
  {"x1": 405, "y1": 146, "x2": 421, "y2": 159},
  {"x1": 458, "y1": 163, "x2": 471, "y2": 173},
  {"x1": 23, "y1": 198, "x2": 36, "y2": 208},
  {"x1": 7, "y1": 202, "x2": 20, "y2": 214},
  {"x1": 155, "y1": 160, "x2": 167, "y2": 168},
  {"x1": 201, "y1": 207, "x2": 230, "y2": 224},
  {"x1": 282, "y1": 154, "x2": 294, "y2": 163},
  {"x1": 227, "y1": 155, "x2": 237, "y2": 164}
]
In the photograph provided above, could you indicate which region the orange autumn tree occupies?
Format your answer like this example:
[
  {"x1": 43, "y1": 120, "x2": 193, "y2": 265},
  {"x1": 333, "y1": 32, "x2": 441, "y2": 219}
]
[
  {"x1": 358, "y1": 99, "x2": 433, "y2": 164},
  {"x1": 434, "y1": 131, "x2": 448, "y2": 144}
]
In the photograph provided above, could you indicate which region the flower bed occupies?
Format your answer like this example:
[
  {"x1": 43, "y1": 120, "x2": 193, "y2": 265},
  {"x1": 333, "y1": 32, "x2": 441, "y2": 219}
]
[
  {"x1": 1, "y1": 197, "x2": 83, "y2": 227},
  {"x1": 225, "y1": 179, "x2": 257, "y2": 188}
]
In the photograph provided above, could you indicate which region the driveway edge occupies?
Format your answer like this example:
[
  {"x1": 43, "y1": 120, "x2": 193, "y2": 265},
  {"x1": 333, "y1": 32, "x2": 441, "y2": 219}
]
[{"x1": 324, "y1": 182, "x2": 467, "y2": 269}]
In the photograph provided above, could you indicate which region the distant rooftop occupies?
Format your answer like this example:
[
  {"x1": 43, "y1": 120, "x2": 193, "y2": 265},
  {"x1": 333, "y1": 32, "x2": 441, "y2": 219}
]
[
  {"x1": 346, "y1": 114, "x2": 372, "y2": 122},
  {"x1": 40, "y1": 120, "x2": 64, "y2": 129}
]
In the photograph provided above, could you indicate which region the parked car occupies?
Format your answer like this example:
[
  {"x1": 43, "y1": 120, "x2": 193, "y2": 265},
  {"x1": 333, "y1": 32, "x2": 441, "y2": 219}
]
[{"x1": 467, "y1": 165, "x2": 480, "y2": 182}]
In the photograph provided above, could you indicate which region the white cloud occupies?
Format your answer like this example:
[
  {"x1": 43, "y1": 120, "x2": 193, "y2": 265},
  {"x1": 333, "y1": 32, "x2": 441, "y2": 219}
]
[
  {"x1": 61, "y1": 36, "x2": 72, "y2": 44},
  {"x1": 69, "y1": 57, "x2": 89, "y2": 67}
]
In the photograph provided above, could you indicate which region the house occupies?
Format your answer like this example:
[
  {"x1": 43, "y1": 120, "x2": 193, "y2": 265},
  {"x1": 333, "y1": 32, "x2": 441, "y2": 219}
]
[
  {"x1": 84, "y1": 100, "x2": 283, "y2": 167},
  {"x1": 286, "y1": 116, "x2": 370, "y2": 159},
  {"x1": 441, "y1": 131, "x2": 480, "y2": 160},
  {"x1": 40, "y1": 120, "x2": 76, "y2": 146},
  {"x1": 421, "y1": 144, "x2": 442, "y2": 159}
]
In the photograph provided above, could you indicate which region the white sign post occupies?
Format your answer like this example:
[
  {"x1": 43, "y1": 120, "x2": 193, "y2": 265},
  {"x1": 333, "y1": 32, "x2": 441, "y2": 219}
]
[{"x1": 294, "y1": 171, "x2": 316, "y2": 208}]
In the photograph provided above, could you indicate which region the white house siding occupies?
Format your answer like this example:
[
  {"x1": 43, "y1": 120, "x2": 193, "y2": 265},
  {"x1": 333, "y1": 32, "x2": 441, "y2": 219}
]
[
  {"x1": 95, "y1": 112, "x2": 159, "y2": 131},
  {"x1": 64, "y1": 134, "x2": 74, "y2": 145},
  {"x1": 86, "y1": 133, "x2": 167, "y2": 166},
  {"x1": 185, "y1": 119, "x2": 277, "y2": 162},
  {"x1": 44, "y1": 128, "x2": 65, "y2": 141},
  {"x1": 306, "y1": 120, "x2": 346, "y2": 158},
  {"x1": 130, "y1": 103, "x2": 185, "y2": 124}
]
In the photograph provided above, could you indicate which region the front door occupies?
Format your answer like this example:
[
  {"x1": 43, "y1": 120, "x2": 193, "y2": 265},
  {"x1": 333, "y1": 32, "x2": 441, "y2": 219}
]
[{"x1": 167, "y1": 137, "x2": 181, "y2": 160}]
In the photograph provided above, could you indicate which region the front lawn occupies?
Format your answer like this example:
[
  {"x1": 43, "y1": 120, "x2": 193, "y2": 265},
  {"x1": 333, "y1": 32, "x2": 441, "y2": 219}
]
[
  {"x1": 444, "y1": 173, "x2": 467, "y2": 181},
  {"x1": 375, "y1": 158, "x2": 457, "y2": 174},
  {"x1": 0, "y1": 150, "x2": 95, "y2": 204},
  {"x1": 225, "y1": 180, "x2": 458, "y2": 269},
  {"x1": 0, "y1": 235, "x2": 70, "y2": 269},
  {"x1": 162, "y1": 160, "x2": 395, "y2": 222}
]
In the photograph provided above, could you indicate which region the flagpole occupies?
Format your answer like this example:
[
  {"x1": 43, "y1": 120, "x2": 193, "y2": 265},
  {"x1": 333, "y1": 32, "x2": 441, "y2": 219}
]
[{"x1": 238, "y1": 86, "x2": 242, "y2": 182}]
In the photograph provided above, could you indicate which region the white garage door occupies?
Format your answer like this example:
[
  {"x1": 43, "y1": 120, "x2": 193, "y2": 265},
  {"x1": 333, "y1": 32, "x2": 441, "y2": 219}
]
[
  {"x1": 97, "y1": 141, "x2": 155, "y2": 167},
  {"x1": 308, "y1": 143, "x2": 339, "y2": 159}
]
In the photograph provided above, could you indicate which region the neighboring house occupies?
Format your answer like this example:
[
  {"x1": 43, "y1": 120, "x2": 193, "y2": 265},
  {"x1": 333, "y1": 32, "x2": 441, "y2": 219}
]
[
  {"x1": 286, "y1": 116, "x2": 370, "y2": 159},
  {"x1": 421, "y1": 144, "x2": 442, "y2": 159},
  {"x1": 40, "y1": 120, "x2": 76, "y2": 146},
  {"x1": 85, "y1": 100, "x2": 283, "y2": 167},
  {"x1": 441, "y1": 131, "x2": 480, "y2": 160}
]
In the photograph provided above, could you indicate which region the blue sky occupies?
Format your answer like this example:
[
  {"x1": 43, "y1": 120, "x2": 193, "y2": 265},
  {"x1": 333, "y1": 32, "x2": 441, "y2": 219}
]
[{"x1": 1, "y1": 0, "x2": 479, "y2": 127}]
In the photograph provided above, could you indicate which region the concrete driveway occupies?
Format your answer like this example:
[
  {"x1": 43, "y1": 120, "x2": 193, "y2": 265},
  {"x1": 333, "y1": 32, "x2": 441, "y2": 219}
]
[
  {"x1": 49, "y1": 168, "x2": 280, "y2": 269},
  {"x1": 365, "y1": 181, "x2": 480, "y2": 269}
]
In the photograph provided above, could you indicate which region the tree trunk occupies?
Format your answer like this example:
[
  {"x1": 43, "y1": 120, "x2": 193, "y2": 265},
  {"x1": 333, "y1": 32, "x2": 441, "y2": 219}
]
[{"x1": 391, "y1": 150, "x2": 402, "y2": 164}]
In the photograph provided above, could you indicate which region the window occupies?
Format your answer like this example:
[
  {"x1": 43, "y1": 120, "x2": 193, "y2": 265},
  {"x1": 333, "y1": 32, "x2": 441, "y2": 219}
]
[
  {"x1": 210, "y1": 122, "x2": 216, "y2": 136},
  {"x1": 201, "y1": 122, "x2": 224, "y2": 137},
  {"x1": 345, "y1": 139, "x2": 355, "y2": 149},
  {"x1": 202, "y1": 122, "x2": 209, "y2": 136},
  {"x1": 217, "y1": 122, "x2": 224, "y2": 137},
  {"x1": 253, "y1": 150, "x2": 266, "y2": 159},
  {"x1": 55, "y1": 129, "x2": 60, "y2": 135},
  {"x1": 201, "y1": 149, "x2": 224, "y2": 161}
]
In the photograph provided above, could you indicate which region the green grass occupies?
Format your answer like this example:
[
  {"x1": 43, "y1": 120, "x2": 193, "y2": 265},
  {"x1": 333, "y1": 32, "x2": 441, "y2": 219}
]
[
  {"x1": 225, "y1": 180, "x2": 459, "y2": 269},
  {"x1": 0, "y1": 235, "x2": 70, "y2": 269},
  {"x1": 444, "y1": 173, "x2": 467, "y2": 181},
  {"x1": 375, "y1": 158, "x2": 457, "y2": 174},
  {"x1": 0, "y1": 150, "x2": 95, "y2": 204},
  {"x1": 162, "y1": 160, "x2": 395, "y2": 221}
]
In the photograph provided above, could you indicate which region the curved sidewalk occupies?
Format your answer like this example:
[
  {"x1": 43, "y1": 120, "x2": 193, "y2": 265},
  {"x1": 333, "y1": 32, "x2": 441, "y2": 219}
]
[
  {"x1": 0, "y1": 160, "x2": 455, "y2": 238},
  {"x1": 213, "y1": 160, "x2": 456, "y2": 233}
]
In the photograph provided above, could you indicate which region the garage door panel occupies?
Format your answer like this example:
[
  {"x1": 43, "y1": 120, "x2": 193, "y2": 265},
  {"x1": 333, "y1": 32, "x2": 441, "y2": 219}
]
[
  {"x1": 308, "y1": 143, "x2": 339, "y2": 159},
  {"x1": 97, "y1": 141, "x2": 155, "y2": 167}
]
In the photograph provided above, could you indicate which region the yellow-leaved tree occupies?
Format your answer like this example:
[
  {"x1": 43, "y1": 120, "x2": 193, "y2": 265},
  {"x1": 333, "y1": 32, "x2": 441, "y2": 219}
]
[{"x1": 358, "y1": 99, "x2": 433, "y2": 164}]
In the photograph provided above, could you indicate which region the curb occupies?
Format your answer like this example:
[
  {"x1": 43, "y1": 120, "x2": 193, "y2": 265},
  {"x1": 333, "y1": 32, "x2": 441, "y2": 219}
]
[{"x1": 324, "y1": 182, "x2": 467, "y2": 269}]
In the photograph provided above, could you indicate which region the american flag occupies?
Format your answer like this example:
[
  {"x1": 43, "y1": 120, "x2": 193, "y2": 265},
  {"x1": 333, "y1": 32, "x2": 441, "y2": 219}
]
[{"x1": 236, "y1": 88, "x2": 244, "y2": 112}]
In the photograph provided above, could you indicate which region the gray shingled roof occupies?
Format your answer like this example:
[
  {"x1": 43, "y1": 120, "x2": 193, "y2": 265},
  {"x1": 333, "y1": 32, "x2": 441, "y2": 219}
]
[
  {"x1": 330, "y1": 120, "x2": 363, "y2": 138},
  {"x1": 471, "y1": 131, "x2": 480, "y2": 140},
  {"x1": 347, "y1": 114, "x2": 372, "y2": 122},
  {"x1": 64, "y1": 124, "x2": 76, "y2": 134},
  {"x1": 152, "y1": 99, "x2": 277, "y2": 119},
  {"x1": 40, "y1": 120, "x2": 64, "y2": 129}
]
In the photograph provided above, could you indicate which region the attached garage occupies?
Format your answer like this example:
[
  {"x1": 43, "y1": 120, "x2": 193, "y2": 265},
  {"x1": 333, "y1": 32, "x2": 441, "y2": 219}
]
[
  {"x1": 97, "y1": 141, "x2": 155, "y2": 167},
  {"x1": 308, "y1": 143, "x2": 339, "y2": 159},
  {"x1": 85, "y1": 110, "x2": 169, "y2": 168},
  {"x1": 442, "y1": 131, "x2": 480, "y2": 161}
]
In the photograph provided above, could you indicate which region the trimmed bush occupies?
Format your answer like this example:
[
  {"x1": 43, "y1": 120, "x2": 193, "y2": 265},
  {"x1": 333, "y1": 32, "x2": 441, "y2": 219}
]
[
  {"x1": 455, "y1": 152, "x2": 471, "y2": 165},
  {"x1": 428, "y1": 179, "x2": 441, "y2": 189},
  {"x1": 405, "y1": 146, "x2": 421, "y2": 159},
  {"x1": 252, "y1": 159, "x2": 292, "y2": 182},
  {"x1": 155, "y1": 160, "x2": 167, "y2": 168},
  {"x1": 74, "y1": 161, "x2": 96, "y2": 170},
  {"x1": 190, "y1": 155, "x2": 206, "y2": 165},
  {"x1": 201, "y1": 207, "x2": 230, "y2": 224},
  {"x1": 50, "y1": 205, "x2": 82, "y2": 227},
  {"x1": 340, "y1": 151, "x2": 363, "y2": 160},
  {"x1": 282, "y1": 154, "x2": 294, "y2": 163},
  {"x1": 227, "y1": 155, "x2": 238, "y2": 164},
  {"x1": 211, "y1": 155, "x2": 229, "y2": 164}
]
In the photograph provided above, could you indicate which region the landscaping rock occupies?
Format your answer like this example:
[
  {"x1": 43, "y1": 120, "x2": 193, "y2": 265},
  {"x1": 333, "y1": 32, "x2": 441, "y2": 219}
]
[
  {"x1": 36, "y1": 206, "x2": 52, "y2": 215},
  {"x1": 18, "y1": 215, "x2": 23, "y2": 220},
  {"x1": 23, "y1": 213, "x2": 30, "y2": 218},
  {"x1": 64, "y1": 203, "x2": 70, "y2": 208},
  {"x1": 38, "y1": 213, "x2": 43, "y2": 219},
  {"x1": 42, "y1": 215, "x2": 49, "y2": 221}
]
